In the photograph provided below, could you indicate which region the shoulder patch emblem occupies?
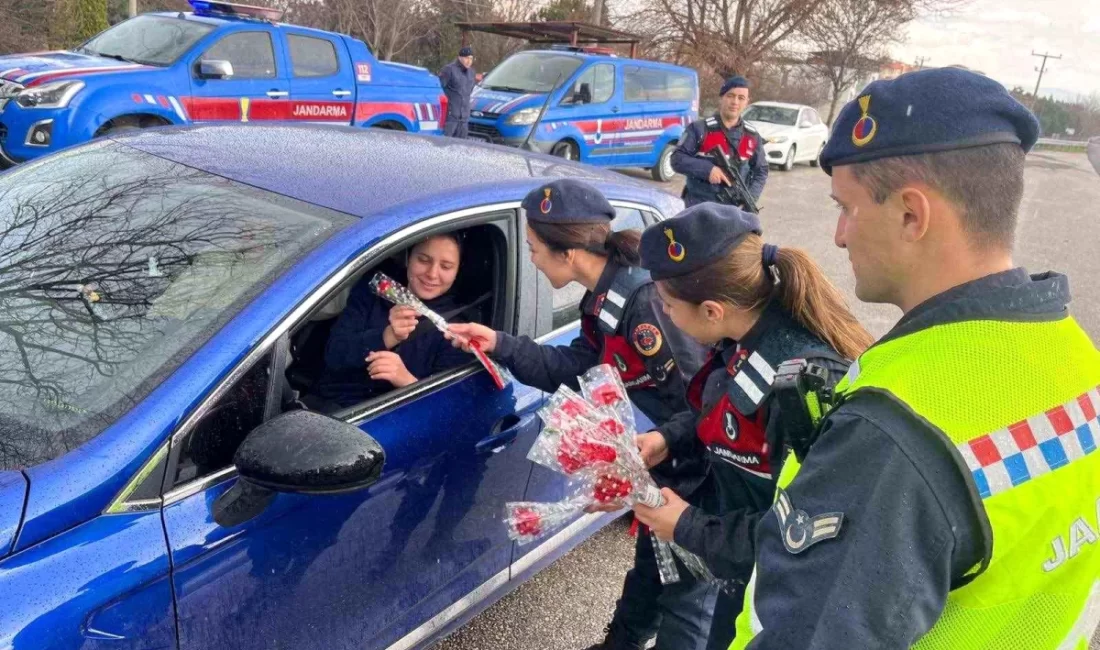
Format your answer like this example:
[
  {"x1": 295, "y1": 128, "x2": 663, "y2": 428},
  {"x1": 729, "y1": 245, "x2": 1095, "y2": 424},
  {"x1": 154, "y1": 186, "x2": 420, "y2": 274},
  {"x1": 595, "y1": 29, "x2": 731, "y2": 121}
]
[
  {"x1": 774, "y1": 489, "x2": 844, "y2": 554},
  {"x1": 633, "y1": 323, "x2": 663, "y2": 357}
]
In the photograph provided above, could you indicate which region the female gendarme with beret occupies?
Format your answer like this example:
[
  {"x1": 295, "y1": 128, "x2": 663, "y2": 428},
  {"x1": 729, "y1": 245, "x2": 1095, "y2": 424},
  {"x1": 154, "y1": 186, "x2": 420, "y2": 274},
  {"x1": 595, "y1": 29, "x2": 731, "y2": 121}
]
[
  {"x1": 450, "y1": 178, "x2": 721, "y2": 650},
  {"x1": 629, "y1": 203, "x2": 873, "y2": 649}
]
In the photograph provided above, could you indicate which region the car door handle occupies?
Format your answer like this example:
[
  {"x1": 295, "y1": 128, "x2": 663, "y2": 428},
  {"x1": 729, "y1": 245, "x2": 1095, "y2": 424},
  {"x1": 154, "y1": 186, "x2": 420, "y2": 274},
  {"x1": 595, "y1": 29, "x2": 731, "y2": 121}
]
[
  {"x1": 332, "y1": 89, "x2": 352, "y2": 97},
  {"x1": 475, "y1": 413, "x2": 534, "y2": 454},
  {"x1": 266, "y1": 90, "x2": 289, "y2": 98},
  {"x1": 611, "y1": 106, "x2": 620, "y2": 113}
]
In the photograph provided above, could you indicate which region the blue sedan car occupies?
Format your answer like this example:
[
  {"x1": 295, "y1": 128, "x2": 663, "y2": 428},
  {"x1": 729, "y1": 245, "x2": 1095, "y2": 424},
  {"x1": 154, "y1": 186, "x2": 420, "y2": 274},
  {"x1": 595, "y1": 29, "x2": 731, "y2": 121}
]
[{"x1": 0, "y1": 126, "x2": 683, "y2": 649}]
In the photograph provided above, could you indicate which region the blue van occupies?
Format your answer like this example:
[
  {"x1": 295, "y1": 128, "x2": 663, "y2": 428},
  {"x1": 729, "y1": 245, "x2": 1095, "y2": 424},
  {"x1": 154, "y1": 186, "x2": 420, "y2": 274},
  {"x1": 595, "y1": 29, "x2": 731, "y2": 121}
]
[{"x1": 467, "y1": 47, "x2": 698, "y2": 181}]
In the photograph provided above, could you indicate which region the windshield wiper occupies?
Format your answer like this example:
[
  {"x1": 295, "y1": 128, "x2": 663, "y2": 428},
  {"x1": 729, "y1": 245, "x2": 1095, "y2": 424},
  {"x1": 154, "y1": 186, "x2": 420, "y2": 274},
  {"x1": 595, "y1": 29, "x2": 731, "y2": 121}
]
[
  {"x1": 487, "y1": 85, "x2": 532, "y2": 94},
  {"x1": 98, "y1": 52, "x2": 142, "y2": 64}
]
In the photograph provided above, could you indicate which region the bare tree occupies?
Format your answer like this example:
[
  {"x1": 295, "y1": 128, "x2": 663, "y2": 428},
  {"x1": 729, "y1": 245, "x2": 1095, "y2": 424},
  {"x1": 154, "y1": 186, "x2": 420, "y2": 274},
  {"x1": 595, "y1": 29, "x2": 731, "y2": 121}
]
[
  {"x1": 281, "y1": 0, "x2": 431, "y2": 62},
  {"x1": 624, "y1": 0, "x2": 826, "y2": 79},
  {"x1": 802, "y1": 0, "x2": 914, "y2": 124}
]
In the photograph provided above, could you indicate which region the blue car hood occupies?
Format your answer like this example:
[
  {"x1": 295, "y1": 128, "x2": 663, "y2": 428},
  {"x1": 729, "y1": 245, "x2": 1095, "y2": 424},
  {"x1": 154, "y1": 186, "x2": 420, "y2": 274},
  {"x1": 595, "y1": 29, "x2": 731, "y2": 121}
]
[
  {"x1": 0, "y1": 471, "x2": 27, "y2": 558},
  {"x1": 0, "y1": 50, "x2": 150, "y2": 85}
]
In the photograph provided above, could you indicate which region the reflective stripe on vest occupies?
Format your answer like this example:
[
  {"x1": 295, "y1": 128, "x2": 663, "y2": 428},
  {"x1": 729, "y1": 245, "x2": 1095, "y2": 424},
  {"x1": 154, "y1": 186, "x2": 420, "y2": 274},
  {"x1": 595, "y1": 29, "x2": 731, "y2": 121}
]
[{"x1": 731, "y1": 315, "x2": 1100, "y2": 650}]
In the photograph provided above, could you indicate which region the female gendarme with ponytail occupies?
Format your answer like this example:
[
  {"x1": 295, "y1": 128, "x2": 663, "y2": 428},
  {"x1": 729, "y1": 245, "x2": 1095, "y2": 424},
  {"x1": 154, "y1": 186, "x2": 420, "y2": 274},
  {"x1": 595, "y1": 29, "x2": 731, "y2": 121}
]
[
  {"x1": 450, "y1": 179, "x2": 725, "y2": 650},
  {"x1": 629, "y1": 203, "x2": 873, "y2": 650}
]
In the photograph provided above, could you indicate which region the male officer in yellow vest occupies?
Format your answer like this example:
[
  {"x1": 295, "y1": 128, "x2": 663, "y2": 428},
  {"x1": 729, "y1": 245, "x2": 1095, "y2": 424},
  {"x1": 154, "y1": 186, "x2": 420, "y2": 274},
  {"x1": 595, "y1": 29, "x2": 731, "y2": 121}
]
[{"x1": 731, "y1": 67, "x2": 1100, "y2": 648}]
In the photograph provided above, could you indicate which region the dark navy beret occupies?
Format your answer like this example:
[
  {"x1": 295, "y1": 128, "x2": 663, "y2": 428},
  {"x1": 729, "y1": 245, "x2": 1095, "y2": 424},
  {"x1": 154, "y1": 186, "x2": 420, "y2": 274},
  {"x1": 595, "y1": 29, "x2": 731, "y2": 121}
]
[
  {"x1": 821, "y1": 67, "x2": 1039, "y2": 174},
  {"x1": 522, "y1": 179, "x2": 615, "y2": 224},
  {"x1": 720, "y1": 76, "x2": 750, "y2": 96},
  {"x1": 640, "y1": 203, "x2": 761, "y2": 281},
  {"x1": 459, "y1": 46, "x2": 473, "y2": 57}
]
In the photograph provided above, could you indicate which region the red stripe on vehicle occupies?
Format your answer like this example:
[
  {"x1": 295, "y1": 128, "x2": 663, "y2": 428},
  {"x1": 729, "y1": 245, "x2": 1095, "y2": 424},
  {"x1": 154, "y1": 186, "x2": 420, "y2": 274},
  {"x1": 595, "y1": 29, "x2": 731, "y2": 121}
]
[
  {"x1": 180, "y1": 97, "x2": 241, "y2": 121},
  {"x1": 25, "y1": 66, "x2": 150, "y2": 87},
  {"x1": 355, "y1": 101, "x2": 415, "y2": 122}
]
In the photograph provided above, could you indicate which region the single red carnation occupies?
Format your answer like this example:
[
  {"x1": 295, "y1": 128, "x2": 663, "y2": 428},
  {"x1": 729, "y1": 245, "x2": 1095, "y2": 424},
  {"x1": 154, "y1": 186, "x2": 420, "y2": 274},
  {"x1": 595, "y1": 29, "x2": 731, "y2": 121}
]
[
  {"x1": 591, "y1": 384, "x2": 622, "y2": 406},
  {"x1": 512, "y1": 507, "x2": 543, "y2": 537}
]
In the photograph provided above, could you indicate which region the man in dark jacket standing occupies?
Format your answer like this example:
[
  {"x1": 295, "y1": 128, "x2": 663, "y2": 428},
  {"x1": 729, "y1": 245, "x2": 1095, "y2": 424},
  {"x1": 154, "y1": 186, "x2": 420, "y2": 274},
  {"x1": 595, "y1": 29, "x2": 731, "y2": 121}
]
[
  {"x1": 672, "y1": 75, "x2": 768, "y2": 209},
  {"x1": 440, "y1": 47, "x2": 476, "y2": 139}
]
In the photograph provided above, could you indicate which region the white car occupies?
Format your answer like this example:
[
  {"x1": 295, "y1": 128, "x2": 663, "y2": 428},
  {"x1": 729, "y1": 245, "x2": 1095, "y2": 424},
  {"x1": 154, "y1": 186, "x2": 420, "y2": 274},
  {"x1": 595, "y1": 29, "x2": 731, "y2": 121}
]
[{"x1": 743, "y1": 102, "x2": 830, "y2": 171}]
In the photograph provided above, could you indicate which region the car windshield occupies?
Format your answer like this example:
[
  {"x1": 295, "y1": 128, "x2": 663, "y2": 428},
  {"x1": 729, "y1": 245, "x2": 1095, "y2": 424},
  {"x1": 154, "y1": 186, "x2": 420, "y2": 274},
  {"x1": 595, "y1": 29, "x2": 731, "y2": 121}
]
[
  {"x1": 743, "y1": 105, "x2": 799, "y2": 126},
  {"x1": 76, "y1": 15, "x2": 215, "y2": 66},
  {"x1": 0, "y1": 142, "x2": 354, "y2": 471},
  {"x1": 481, "y1": 52, "x2": 584, "y2": 94}
]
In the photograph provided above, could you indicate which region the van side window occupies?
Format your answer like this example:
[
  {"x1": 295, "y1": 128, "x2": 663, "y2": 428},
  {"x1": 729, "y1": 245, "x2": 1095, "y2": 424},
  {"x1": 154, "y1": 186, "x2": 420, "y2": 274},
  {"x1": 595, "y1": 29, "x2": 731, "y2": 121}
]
[
  {"x1": 565, "y1": 63, "x2": 615, "y2": 105},
  {"x1": 550, "y1": 208, "x2": 652, "y2": 329},
  {"x1": 624, "y1": 67, "x2": 695, "y2": 103}
]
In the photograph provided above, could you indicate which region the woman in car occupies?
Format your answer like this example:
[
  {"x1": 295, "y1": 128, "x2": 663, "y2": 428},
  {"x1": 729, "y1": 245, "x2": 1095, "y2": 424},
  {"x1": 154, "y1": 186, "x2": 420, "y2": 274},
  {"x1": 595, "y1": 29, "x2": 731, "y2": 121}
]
[
  {"x1": 627, "y1": 203, "x2": 873, "y2": 649},
  {"x1": 308, "y1": 232, "x2": 471, "y2": 411},
  {"x1": 448, "y1": 178, "x2": 715, "y2": 650}
]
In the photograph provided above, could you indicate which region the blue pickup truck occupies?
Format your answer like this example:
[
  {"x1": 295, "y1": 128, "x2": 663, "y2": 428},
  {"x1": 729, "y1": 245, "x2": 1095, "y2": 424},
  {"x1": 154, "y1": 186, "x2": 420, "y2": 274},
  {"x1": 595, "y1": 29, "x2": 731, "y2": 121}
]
[{"x1": 0, "y1": 0, "x2": 445, "y2": 167}]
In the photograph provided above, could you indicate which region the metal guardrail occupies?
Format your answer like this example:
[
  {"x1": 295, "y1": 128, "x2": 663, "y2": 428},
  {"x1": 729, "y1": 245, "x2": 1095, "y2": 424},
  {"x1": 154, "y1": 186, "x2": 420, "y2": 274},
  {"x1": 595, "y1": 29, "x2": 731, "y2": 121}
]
[{"x1": 1035, "y1": 137, "x2": 1089, "y2": 149}]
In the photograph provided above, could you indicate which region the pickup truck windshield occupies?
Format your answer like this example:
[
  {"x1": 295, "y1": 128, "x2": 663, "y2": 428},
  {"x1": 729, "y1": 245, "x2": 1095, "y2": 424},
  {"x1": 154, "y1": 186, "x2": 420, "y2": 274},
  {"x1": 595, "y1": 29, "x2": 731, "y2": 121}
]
[
  {"x1": 77, "y1": 15, "x2": 215, "y2": 66},
  {"x1": 481, "y1": 52, "x2": 583, "y2": 94},
  {"x1": 0, "y1": 141, "x2": 354, "y2": 471}
]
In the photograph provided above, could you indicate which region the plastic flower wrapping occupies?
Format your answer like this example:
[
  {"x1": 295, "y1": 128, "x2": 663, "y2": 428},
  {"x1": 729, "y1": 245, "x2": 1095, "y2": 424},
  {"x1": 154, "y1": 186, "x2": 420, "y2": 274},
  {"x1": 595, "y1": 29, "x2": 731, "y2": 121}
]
[
  {"x1": 504, "y1": 365, "x2": 724, "y2": 590},
  {"x1": 369, "y1": 272, "x2": 510, "y2": 389}
]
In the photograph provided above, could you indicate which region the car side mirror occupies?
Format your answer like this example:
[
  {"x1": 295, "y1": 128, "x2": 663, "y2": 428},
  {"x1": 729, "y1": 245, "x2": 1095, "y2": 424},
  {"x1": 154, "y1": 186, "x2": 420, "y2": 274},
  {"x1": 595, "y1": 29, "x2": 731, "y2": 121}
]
[
  {"x1": 198, "y1": 59, "x2": 234, "y2": 80},
  {"x1": 213, "y1": 410, "x2": 385, "y2": 527},
  {"x1": 236, "y1": 410, "x2": 384, "y2": 494}
]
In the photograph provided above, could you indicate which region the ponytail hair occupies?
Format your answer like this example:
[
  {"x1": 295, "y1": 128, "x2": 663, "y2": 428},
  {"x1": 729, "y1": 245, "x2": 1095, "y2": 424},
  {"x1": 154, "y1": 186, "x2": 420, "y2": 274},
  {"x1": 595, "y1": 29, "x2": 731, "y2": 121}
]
[
  {"x1": 528, "y1": 220, "x2": 641, "y2": 267},
  {"x1": 660, "y1": 234, "x2": 873, "y2": 360}
]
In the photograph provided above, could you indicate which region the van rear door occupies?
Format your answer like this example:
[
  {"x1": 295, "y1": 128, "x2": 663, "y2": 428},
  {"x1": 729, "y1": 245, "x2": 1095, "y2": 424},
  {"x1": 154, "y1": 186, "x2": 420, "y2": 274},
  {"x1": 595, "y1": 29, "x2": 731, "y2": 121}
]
[{"x1": 619, "y1": 65, "x2": 695, "y2": 168}]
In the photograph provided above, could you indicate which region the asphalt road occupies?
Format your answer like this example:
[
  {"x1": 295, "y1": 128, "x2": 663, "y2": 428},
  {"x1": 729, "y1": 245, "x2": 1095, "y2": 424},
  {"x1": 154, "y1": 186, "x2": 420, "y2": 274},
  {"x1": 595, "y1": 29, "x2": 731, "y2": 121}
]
[{"x1": 434, "y1": 151, "x2": 1100, "y2": 650}]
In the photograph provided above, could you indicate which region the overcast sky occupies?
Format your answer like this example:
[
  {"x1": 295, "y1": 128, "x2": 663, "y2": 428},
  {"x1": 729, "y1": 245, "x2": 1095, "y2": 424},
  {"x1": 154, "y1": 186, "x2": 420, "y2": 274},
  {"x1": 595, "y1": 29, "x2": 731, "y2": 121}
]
[{"x1": 892, "y1": 0, "x2": 1099, "y2": 99}]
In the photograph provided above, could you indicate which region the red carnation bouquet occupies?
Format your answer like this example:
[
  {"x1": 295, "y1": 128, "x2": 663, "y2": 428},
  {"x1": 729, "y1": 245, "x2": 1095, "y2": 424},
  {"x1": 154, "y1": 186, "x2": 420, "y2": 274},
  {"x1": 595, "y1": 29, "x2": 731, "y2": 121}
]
[
  {"x1": 504, "y1": 365, "x2": 729, "y2": 588},
  {"x1": 369, "y1": 272, "x2": 510, "y2": 389}
]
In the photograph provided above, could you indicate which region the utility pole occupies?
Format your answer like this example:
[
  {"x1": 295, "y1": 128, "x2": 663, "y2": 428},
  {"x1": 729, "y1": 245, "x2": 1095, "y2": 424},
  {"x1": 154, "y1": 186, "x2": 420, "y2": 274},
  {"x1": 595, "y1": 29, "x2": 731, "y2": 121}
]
[
  {"x1": 1030, "y1": 51, "x2": 1061, "y2": 108},
  {"x1": 914, "y1": 56, "x2": 928, "y2": 70},
  {"x1": 129, "y1": 0, "x2": 137, "y2": 18}
]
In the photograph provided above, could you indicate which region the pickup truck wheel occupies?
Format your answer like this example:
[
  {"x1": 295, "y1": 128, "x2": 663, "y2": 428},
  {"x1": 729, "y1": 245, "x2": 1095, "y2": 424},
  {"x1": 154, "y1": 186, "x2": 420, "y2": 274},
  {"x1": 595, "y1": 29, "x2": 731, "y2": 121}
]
[
  {"x1": 550, "y1": 140, "x2": 577, "y2": 161},
  {"x1": 372, "y1": 121, "x2": 407, "y2": 131},
  {"x1": 96, "y1": 115, "x2": 168, "y2": 137},
  {"x1": 651, "y1": 143, "x2": 676, "y2": 182}
]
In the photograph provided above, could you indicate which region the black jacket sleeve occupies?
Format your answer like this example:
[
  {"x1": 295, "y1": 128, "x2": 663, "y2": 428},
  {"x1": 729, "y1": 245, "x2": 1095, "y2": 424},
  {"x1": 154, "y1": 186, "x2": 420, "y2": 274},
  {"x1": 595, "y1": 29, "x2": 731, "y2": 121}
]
[
  {"x1": 747, "y1": 133, "x2": 769, "y2": 199},
  {"x1": 492, "y1": 330, "x2": 600, "y2": 393},
  {"x1": 675, "y1": 503, "x2": 763, "y2": 581},
  {"x1": 745, "y1": 393, "x2": 987, "y2": 649},
  {"x1": 671, "y1": 122, "x2": 715, "y2": 181},
  {"x1": 323, "y1": 284, "x2": 387, "y2": 372}
]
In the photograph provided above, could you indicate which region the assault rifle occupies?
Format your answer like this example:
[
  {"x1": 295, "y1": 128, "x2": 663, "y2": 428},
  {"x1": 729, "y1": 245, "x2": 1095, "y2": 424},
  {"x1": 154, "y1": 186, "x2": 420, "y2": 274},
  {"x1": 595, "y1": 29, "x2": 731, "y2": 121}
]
[{"x1": 708, "y1": 148, "x2": 760, "y2": 214}]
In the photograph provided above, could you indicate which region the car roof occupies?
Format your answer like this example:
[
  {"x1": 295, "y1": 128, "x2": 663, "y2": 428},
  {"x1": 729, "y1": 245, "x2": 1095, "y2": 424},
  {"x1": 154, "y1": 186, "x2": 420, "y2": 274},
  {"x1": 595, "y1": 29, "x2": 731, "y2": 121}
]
[
  {"x1": 110, "y1": 125, "x2": 682, "y2": 219},
  {"x1": 751, "y1": 101, "x2": 809, "y2": 110},
  {"x1": 523, "y1": 49, "x2": 694, "y2": 72}
]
